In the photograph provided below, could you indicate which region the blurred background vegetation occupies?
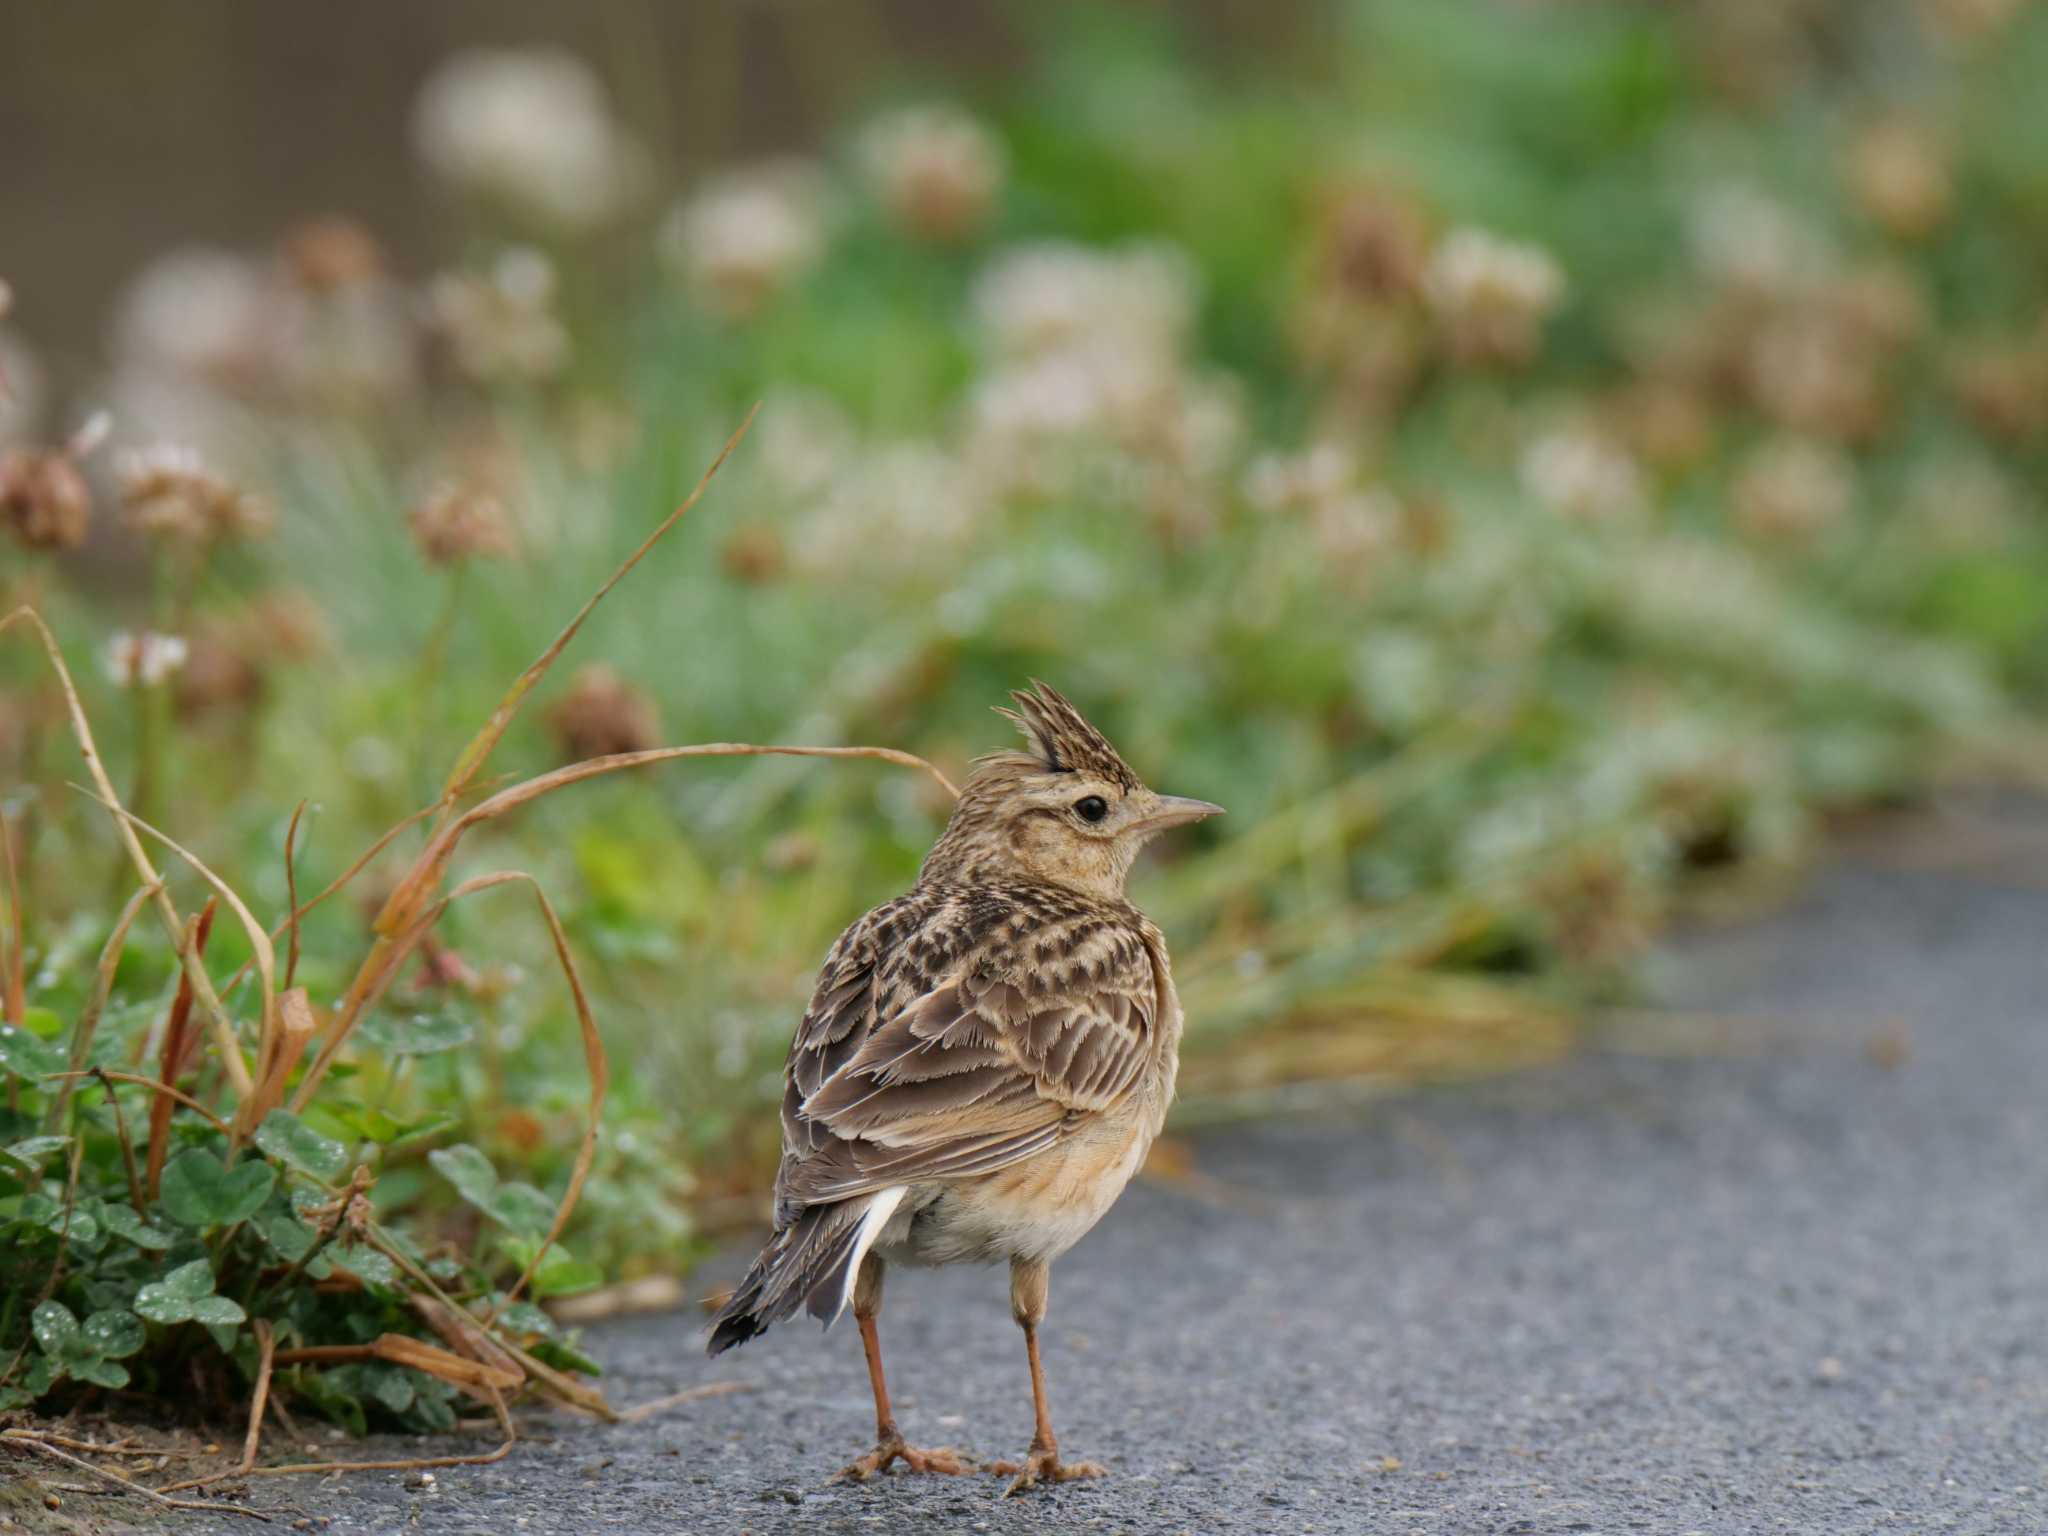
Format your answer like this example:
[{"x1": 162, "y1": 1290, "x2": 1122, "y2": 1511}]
[{"x1": 4, "y1": 0, "x2": 2047, "y2": 1327}]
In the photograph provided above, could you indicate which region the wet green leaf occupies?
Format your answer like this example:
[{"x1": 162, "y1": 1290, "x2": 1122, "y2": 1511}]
[
  {"x1": 428, "y1": 1143, "x2": 499, "y2": 1210},
  {"x1": 372, "y1": 1367, "x2": 416, "y2": 1413},
  {"x1": 0, "y1": 1025, "x2": 63, "y2": 1081},
  {"x1": 158, "y1": 1148, "x2": 275, "y2": 1228},
  {"x1": 31, "y1": 1301, "x2": 78, "y2": 1355},
  {"x1": 82, "y1": 1309, "x2": 144, "y2": 1359},
  {"x1": 99, "y1": 1201, "x2": 173, "y2": 1249},
  {"x1": 189, "y1": 1295, "x2": 246, "y2": 1327},
  {"x1": 71, "y1": 1356, "x2": 131, "y2": 1389},
  {"x1": 494, "y1": 1181, "x2": 557, "y2": 1235},
  {"x1": 135, "y1": 1257, "x2": 218, "y2": 1322},
  {"x1": 263, "y1": 1212, "x2": 318, "y2": 1261},
  {"x1": 254, "y1": 1109, "x2": 350, "y2": 1182},
  {"x1": 357, "y1": 1012, "x2": 474, "y2": 1056},
  {"x1": 3, "y1": 1135, "x2": 71, "y2": 1170},
  {"x1": 331, "y1": 1243, "x2": 399, "y2": 1290}
]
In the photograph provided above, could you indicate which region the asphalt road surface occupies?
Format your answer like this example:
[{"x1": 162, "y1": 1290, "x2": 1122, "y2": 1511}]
[{"x1": 161, "y1": 799, "x2": 2048, "y2": 1534}]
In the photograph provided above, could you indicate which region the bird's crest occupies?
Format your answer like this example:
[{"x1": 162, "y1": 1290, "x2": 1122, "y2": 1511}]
[{"x1": 993, "y1": 680, "x2": 1139, "y2": 790}]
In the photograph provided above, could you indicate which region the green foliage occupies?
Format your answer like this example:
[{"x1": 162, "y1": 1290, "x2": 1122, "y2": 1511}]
[
  {"x1": 158, "y1": 1149, "x2": 276, "y2": 1229},
  {"x1": 0, "y1": 1045, "x2": 603, "y2": 1428},
  {"x1": 253, "y1": 1111, "x2": 350, "y2": 1181}
]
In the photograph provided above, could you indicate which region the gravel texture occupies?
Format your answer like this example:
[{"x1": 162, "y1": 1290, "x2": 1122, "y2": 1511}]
[{"x1": 161, "y1": 800, "x2": 2048, "y2": 1534}]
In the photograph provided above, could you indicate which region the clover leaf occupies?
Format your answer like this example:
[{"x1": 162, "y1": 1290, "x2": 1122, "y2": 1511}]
[
  {"x1": 134, "y1": 1257, "x2": 244, "y2": 1331},
  {"x1": 158, "y1": 1148, "x2": 275, "y2": 1229},
  {"x1": 357, "y1": 1012, "x2": 474, "y2": 1056},
  {"x1": 428, "y1": 1143, "x2": 554, "y2": 1233},
  {"x1": 97, "y1": 1200, "x2": 174, "y2": 1250},
  {"x1": 254, "y1": 1109, "x2": 350, "y2": 1182},
  {"x1": 28, "y1": 1301, "x2": 145, "y2": 1390},
  {"x1": 0, "y1": 1025, "x2": 63, "y2": 1081}
]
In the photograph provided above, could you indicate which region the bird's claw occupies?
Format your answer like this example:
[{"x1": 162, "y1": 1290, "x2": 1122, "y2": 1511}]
[
  {"x1": 991, "y1": 1448, "x2": 1108, "y2": 1496},
  {"x1": 833, "y1": 1437, "x2": 975, "y2": 1482}
]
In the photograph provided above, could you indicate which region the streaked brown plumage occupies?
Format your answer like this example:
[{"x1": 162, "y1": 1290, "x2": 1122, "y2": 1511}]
[{"x1": 707, "y1": 681, "x2": 1221, "y2": 1493}]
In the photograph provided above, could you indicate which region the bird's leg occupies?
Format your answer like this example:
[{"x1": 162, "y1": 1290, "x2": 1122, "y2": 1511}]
[
  {"x1": 833, "y1": 1256, "x2": 973, "y2": 1482},
  {"x1": 990, "y1": 1257, "x2": 1108, "y2": 1496}
]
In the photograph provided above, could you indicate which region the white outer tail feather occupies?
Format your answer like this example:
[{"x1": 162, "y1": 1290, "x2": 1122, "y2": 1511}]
[{"x1": 832, "y1": 1185, "x2": 908, "y2": 1322}]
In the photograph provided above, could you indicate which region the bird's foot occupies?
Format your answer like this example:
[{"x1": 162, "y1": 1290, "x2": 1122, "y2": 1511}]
[
  {"x1": 833, "y1": 1436, "x2": 975, "y2": 1482},
  {"x1": 989, "y1": 1447, "x2": 1108, "y2": 1496}
]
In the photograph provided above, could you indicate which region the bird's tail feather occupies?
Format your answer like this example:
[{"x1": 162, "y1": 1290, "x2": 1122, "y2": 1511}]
[{"x1": 705, "y1": 1190, "x2": 900, "y2": 1356}]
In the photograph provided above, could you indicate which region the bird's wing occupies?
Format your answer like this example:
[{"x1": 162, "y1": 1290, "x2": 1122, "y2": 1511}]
[{"x1": 774, "y1": 906, "x2": 1159, "y2": 1213}]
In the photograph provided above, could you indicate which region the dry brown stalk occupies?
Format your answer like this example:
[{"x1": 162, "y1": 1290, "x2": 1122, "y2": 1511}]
[
  {"x1": 409, "y1": 1294, "x2": 525, "y2": 1381},
  {"x1": 270, "y1": 1333, "x2": 522, "y2": 1398},
  {"x1": 147, "y1": 900, "x2": 216, "y2": 1199},
  {"x1": 242, "y1": 987, "x2": 317, "y2": 1133},
  {"x1": 0, "y1": 607, "x2": 253, "y2": 1099}
]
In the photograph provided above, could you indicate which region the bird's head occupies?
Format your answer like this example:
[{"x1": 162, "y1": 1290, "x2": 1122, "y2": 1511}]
[{"x1": 919, "y1": 681, "x2": 1223, "y2": 898}]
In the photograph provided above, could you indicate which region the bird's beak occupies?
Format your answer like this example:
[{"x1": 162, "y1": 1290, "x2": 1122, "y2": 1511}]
[{"x1": 1135, "y1": 795, "x2": 1225, "y2": 835}]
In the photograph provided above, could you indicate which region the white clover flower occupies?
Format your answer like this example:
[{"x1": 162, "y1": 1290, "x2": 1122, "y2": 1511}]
[
  {"x1": 412, "y1": 48, "x2": 646, "y2": 230},
  {"x1": 859, "y1": 103, "x2": 1006, "y2": 243},
  {"x1": 1730, "y1": 438, "x2": 1855, "y2": 545},
  {"x1": 111, "y1": 248, "x2": 272, "y2": 386},
  {"x1": 0, "y1": 328, "x2": 45, "y2": 447},
  {"x1": 1168, "y1": 374, "x2": 1246, "y2": 482},
  {"x1": 659, "y1": 160, "x2": 831, "y2": 321},
  {"x1": 1242, "y1": 441, "x2": 1356, "y2": 515},
  {"x1": 792, "y1": 440, "x2": 977, "y2": 579},
  {"x1": 104, "y1": 631, "x2": 189, "y2": 688},
  {"x1": 755, "y1": 390, "x2": 858, "y2": 501},
  {"x1": 1520, "y1": 428, "x2": 1646, "y2": 526},
  {"x1": 1240, "y1": 441, "x2": 1400, "y2": 572},
  {"x1": 1686, "y1": 183, "x2": 1833, "y2": 297},
  {"x1": 425, "y1": 247, "x2": 571, "y2": 383},
  {"x1": 962, "y1": 240, "x2": 1222, "y2": 506},
  {"x1": 971, "y1": 241, "x2": 1198, "y2": 361},
  {"x1": 1424, "y1": 228, "x2": 1565, "y2": 365},
  {"x1": 1624, "y1": 537, "x2": 1789, "y2": 659}
]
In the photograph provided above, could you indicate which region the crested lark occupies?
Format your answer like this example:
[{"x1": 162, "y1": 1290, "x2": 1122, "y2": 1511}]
[{"x1": 707, "y1": 682, "x2": 1221, "y2": 1494}]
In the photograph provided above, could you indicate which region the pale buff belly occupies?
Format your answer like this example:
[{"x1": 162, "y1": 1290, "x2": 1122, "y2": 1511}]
[{"x1": 873, "y1": 1097, "x2": 1160, "y2": 1269}]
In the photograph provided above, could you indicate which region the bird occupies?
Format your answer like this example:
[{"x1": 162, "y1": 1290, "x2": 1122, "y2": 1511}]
[{"x1": 706, "y1": 681, "x2": 1222, "y2": 1494}]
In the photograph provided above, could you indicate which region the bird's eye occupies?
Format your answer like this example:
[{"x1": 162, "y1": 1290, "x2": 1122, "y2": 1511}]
[{"x1": 1074, "y1": 795, "x2": 1109, "y2": 823}]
